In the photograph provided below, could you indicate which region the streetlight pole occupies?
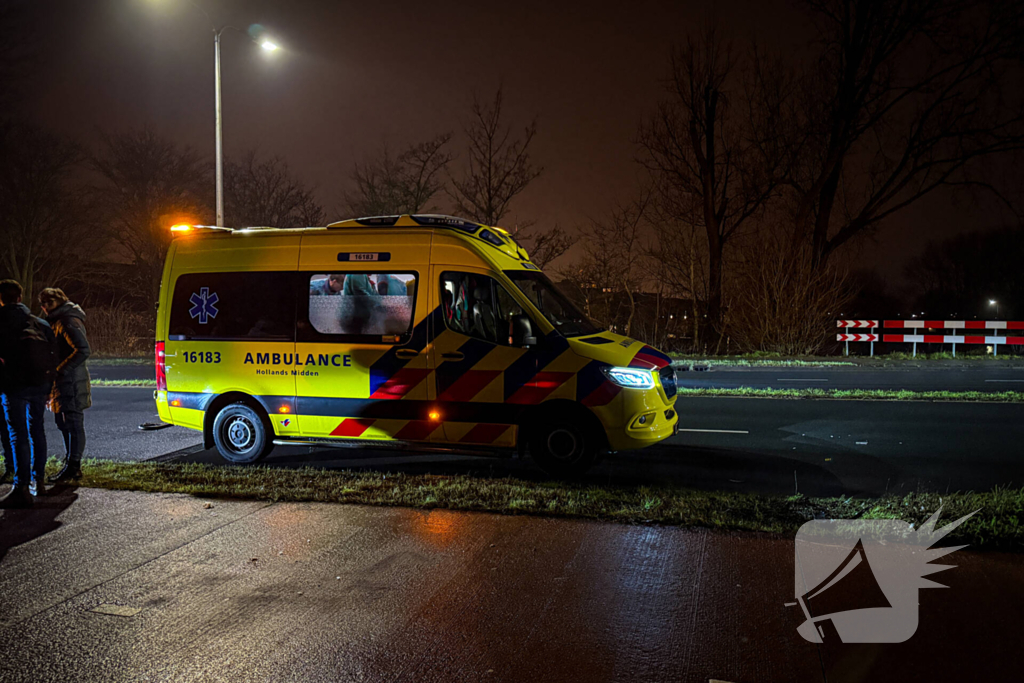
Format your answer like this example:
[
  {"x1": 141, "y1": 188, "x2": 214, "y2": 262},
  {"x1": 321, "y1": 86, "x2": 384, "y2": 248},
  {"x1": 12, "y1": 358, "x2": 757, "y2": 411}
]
[
  {"x1": 214, "y1": 29, "x2": 224, "y2": 227},
  {"x1": 185, "y1": 2, "x2": 277, "y2": 227}
]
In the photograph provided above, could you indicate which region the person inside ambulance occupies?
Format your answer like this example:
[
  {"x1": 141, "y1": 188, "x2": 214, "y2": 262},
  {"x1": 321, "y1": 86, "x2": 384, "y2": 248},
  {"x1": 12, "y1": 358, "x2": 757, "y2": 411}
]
[
  {"x1": 342, "y1": 273, "x2": 376, "y2": 296},
  {"x1": 374, "y1": 274, "x2": 407, "y2": 296},
  {"x1": 309, "y1": 274, "x2": 344, "y2": 296}
]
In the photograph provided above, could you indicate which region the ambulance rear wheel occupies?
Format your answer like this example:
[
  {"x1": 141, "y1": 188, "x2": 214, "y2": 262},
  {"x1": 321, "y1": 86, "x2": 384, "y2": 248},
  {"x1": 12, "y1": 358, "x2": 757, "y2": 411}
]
[
  {"x1": 212, "y1": 403, "x2": 274, "y2": 464},
  {"x1": 529, "y1": 419, "x2": 598, "y2": 478}
]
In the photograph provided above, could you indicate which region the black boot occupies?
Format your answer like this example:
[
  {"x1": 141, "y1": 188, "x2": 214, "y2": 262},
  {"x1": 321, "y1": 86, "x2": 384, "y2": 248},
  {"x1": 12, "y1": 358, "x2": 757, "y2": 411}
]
[
  {"x1": 0, "y1": 485, "x2": 34, "y2": 509},
  {"x1": 29, "y1": 478, "x2": 48, "y2": 497},
  {"x1": 48, "y1": 461, "x2": 82, "y2": 484}
]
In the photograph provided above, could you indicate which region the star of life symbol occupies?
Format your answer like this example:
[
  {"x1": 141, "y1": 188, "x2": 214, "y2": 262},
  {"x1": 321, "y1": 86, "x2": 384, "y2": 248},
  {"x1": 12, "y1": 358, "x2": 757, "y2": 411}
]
[
  {"x1": 189, "y1": 287, "x2": 219, "y2": 325},
  {"x1": 789, "y1": 507, "x2": 977, "y2": 643}
]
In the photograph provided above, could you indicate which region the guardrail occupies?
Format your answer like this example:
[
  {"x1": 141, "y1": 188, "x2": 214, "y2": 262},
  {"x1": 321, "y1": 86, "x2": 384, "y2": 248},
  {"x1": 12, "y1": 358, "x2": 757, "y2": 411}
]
[{"x1": 837, "y1": 320, "x2": 1024, "y2": 357}]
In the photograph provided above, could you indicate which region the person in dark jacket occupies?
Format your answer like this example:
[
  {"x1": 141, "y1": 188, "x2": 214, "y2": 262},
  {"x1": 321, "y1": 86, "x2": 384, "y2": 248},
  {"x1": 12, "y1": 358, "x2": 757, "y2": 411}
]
[
  {"x1": 0, "y1": 280, "x2": 53, "y2": 508},
  {"x1": 38, "y1": 288, "x2": 92, "y2": 483}
]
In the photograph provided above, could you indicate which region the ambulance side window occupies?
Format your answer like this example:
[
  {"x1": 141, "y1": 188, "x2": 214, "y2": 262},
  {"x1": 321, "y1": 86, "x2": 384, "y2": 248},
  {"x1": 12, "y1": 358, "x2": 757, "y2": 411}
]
[
  {"x1": 440, "y1": 272, "x2": 522, "y2": 345},
  {"x1": 168, "y1": 272, "x2": 295, "y2": 341},
  {"x1": 304, "y1": 272, "x2": 417, "y2": 341}
]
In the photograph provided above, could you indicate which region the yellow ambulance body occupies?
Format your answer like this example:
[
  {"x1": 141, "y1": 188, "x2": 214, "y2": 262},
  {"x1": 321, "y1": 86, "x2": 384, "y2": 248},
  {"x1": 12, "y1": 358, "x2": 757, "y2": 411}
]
[{"x1": 154, "y1": 214, "x2": 678, "y2": 476}]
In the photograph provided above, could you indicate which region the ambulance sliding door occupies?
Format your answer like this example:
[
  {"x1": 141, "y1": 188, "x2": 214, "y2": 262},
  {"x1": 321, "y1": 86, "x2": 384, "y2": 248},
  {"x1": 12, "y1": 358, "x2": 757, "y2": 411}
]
[{"x1": 294, "y1": 232, "x2": 438, "y2": 441}]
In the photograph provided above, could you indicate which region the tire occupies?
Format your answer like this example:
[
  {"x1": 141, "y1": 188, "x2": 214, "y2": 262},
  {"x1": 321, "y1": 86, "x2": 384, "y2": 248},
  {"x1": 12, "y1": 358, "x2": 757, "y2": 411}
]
[
  {"x1": 211, "y1": 403, "x2": 274, "y2": 464},
  {"x1": 528, "y1": 417, "x2": 599, "y2": 478}
]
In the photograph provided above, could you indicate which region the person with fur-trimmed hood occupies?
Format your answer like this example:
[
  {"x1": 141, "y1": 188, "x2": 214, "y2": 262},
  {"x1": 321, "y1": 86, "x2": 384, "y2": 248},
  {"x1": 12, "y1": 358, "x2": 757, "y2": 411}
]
[{"x1": 39, "y1": 288, "x2": 92, "y2": 483}]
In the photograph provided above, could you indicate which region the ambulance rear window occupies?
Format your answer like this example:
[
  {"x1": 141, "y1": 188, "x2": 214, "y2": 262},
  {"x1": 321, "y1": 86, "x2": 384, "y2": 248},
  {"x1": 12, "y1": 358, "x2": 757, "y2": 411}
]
[
  {"x1": 168, "y1": 272, "x2": 295, "y2": 341},
  {"x1": 305, "y1": 272, "x2": 417, "y2": 341}
]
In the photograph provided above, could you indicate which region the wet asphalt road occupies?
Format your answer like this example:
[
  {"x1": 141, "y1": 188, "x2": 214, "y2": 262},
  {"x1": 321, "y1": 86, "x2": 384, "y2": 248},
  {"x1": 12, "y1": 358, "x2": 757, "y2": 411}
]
[
  {"x1": 174, "y1": 397, "x2": 1024, "y2": 497},
  {"x1": 1, "y1": 488, "x2": 1020, "y2": 682},
  {"x1": 4, "y1": 374, "x2": 1022, "y2": 682},
  {"x1": 33, "y1": 387, "x2": 1024, "y2": 498}
]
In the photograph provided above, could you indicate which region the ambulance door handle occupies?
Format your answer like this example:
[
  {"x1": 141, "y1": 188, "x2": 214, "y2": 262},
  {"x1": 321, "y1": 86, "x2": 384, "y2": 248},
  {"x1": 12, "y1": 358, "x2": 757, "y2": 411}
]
[
  {"x1": 441, "y1": 352, "x2": 464, "y2": 361},
  {"x1": 395, "y1": 349, "x2": 420, "y2": 360}
]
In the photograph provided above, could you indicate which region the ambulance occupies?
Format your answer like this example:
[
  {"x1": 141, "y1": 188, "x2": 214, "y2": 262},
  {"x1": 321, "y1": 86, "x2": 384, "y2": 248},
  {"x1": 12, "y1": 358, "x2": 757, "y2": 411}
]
[{"x1": 155, "y1": 214, "x2": 678, "y2": 477}]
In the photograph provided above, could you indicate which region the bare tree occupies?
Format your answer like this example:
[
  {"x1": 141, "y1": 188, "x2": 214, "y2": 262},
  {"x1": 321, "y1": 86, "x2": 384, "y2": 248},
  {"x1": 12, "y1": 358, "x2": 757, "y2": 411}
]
[
  {"x1": 448, "y1": 87, "x2": 542, "y2": 226},
  {"x1": 560, "y1": 193, "x2": 651, "y2": 335},
  {"x1": 638, "y1": 23, "x2": 785, "y2": 345},
  {"x1": 516, "y1": 224, "x2": 573, "y2": 269},
  {"x1": 786, "y1": 0, "x2": 1024, "y2": 266},
  {"x1": 91, "y1": 128, "x2": 210, "y2": 303},
  {"x1": 0, "y1": 122, "x2": 94, "y2": 301},
  {"x1": 344, "y1": 134, "x2": 453, "y2": 217},
  {"x1": 225, "y1": 150, "x2": 325, "y2": 228},
  {"x1": 646, "y1": 217, "x2": 709, "y2": 350},
  {"x1": 730, "y1": 230, "x2": 855, "y2": 354}
]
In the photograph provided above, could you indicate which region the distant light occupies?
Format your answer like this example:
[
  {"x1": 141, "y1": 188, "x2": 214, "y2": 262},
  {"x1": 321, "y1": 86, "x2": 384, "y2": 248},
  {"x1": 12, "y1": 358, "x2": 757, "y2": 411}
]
[
  {"x1": 428, "y1": 410, "x2": 441, "y2": 421},
  {"x1": 261, "y1": 40, "x2": 279, "y2": 51},
  {"x1": 989, "y1": 300, "x2": 997, "y2": 305},
  {"x1": 170, "y1": 224, "x2": 192, "y2": 232}
]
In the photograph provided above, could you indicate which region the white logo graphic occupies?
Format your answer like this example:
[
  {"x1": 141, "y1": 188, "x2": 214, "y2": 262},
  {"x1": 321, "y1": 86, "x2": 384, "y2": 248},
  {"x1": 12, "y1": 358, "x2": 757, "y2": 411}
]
[{"x1": 789, "y1": 507, "x2": 976, "y2": 643}]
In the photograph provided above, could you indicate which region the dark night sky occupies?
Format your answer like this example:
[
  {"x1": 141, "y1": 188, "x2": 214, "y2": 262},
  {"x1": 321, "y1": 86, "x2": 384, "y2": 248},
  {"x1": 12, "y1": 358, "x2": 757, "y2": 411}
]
[{"x1": 20, "y1": 0, "x2": 1020, "y2": 283}]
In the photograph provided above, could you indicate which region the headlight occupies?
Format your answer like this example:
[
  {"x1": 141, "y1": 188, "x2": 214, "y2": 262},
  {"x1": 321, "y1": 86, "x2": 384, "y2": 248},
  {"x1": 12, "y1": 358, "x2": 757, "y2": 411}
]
[{"x1": 601, "y1": 366, "x2": 655, "y2": 389}]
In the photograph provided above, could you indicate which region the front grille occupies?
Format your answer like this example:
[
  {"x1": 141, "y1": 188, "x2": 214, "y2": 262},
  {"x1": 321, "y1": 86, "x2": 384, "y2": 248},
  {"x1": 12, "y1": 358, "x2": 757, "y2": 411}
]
[{"x1": 659, "y1": 364, "x2": 677, "y2": 398}]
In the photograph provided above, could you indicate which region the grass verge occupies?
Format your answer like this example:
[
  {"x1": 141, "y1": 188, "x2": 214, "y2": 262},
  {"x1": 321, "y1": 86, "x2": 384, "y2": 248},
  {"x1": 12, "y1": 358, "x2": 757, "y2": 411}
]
[
  {"x1": 675, "y1": 387, "x2": 1024, "y2": 402},
  {"x1": 670, "y1": 352, "x2": 1024, "y2": 365},
  {"x1": 92, "y1": 379, "x2": 157, "y2": 387},
  {"x1": 72, "y1": 460, "x2": 1024, "y2": 552},
  {"x1": 673, "y1": 357, "x2": 857, "y2": 367},
  {"x1": 89, "y1": 357, "x2": 152, "y2": 366}
]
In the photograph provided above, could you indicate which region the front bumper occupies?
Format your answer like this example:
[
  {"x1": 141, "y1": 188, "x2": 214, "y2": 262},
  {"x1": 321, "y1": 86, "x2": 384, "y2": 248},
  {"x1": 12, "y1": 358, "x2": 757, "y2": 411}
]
[{"x1": 605, "y1": 402, "x2": 679, "y2": 451}]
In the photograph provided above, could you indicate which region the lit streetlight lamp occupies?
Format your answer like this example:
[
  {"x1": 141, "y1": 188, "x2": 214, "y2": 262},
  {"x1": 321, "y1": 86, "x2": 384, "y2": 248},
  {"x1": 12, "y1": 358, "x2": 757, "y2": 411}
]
[{"x1": 989, "y1": 299, "x2": 1000, "y2": 318}]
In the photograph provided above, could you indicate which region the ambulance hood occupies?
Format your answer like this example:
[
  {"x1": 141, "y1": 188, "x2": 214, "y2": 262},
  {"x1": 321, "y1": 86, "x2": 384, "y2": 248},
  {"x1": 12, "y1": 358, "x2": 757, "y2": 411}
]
[{"x1": 565, "y1": 330, "x2": 673, "y2": 369}]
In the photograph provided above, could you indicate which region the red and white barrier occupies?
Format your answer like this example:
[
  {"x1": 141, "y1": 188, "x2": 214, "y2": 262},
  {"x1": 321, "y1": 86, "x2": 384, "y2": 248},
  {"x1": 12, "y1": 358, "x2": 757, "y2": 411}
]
[
  {"x1": 882, "y1": 334, "x2": 1024, "y2": 345},
  {"x1": 883, "y1": 320, "x2": 1024, "y2": 330},
  {"x1": 837, "y1": 318, "x2": 1024, "y2": 356}
]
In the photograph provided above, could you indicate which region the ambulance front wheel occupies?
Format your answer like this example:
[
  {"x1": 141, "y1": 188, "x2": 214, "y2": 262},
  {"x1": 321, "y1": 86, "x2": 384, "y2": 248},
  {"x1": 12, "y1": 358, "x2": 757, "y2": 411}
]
[
  {"x1": 528, "y1": 419, "x2": 599, "y2": 478},
  {"x1": 212, "y1": 403, "x2": 274, "y2": 464}
]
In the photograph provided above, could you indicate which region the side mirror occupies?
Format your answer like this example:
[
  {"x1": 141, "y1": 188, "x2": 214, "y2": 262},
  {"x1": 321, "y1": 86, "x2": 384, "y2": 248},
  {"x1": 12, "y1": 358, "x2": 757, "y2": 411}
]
[{"x1": 511, "y1": 314, "x2": 537, "y2": 347}]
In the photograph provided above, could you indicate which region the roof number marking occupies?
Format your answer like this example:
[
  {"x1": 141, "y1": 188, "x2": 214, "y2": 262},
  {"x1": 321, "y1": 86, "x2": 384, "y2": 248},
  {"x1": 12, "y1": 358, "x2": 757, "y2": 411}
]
[{"x1": 338, "y1": 252, "x2": 391, "y2": 262}]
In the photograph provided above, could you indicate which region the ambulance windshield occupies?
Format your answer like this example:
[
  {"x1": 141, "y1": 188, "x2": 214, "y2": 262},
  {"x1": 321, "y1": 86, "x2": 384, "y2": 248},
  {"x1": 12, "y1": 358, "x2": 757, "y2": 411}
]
[{"x1": 505, "y1": 270, "x2": 600, "y2": 337}]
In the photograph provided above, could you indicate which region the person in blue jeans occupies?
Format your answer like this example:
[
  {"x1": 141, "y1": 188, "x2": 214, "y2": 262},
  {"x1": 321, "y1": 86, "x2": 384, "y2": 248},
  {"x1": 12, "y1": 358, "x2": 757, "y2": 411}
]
[
  {"x1": 0, "y1": 280, "x2": 54, "y2": 508},
  {"x1": 0, "y1": 415, "x2": 11, "y2": 485}
]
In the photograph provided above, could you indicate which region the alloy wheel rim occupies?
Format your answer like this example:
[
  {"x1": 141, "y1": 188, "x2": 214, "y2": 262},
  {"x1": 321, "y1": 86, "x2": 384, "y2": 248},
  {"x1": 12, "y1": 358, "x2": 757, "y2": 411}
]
[
  {"x1": 226, "y1": 416, "x2": 256, "y2": 452},
  {"x1": 547, "y1": 428, "x2": 579, "y2": 461}
]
